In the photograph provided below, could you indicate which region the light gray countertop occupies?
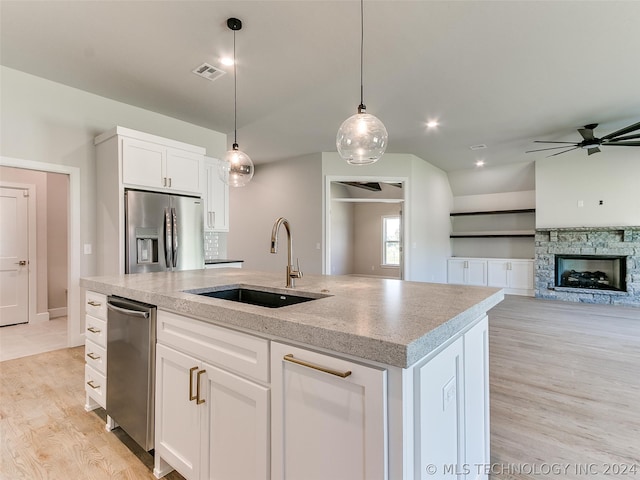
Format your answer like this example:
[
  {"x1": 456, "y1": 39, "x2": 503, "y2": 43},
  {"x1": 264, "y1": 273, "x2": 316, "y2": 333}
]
[{"x1": 81, "y1": 269, "x2": 504, "y2": 368}]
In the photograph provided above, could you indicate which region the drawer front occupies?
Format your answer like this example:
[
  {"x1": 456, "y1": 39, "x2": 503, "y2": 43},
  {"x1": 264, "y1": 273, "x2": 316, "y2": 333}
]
[
  {"x1": 86, "y1": 315, "x2": 107, "y2": 348},
  {"x1": 86, "y1": 291, "x2": 107, "y2": 320},
  {"x1": 85, "y1": 365, "x2": 106, "y2": 408},
  {"x1": 85, "y1": 340, "x2": 107, "y2": 375},
  {"x1": 157, "y1": 310, "x2": 269, "y2": 383}
]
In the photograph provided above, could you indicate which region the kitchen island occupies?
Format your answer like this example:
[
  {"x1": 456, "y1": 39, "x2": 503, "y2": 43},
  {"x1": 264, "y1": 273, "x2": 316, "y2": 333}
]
[{"x1": 81, "y1": 269, "x2": 503, "y2": 480}]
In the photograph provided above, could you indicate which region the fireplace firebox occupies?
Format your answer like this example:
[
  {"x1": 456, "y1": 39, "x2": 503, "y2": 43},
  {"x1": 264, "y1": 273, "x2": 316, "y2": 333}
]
[{"x1": 555, "y1": 255, "x2": 627, "y2": 292}]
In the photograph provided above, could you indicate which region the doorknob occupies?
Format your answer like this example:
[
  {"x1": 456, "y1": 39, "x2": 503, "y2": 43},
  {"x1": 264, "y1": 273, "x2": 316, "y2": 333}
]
[{"x1": 15, "y1": 260, "x2": 27, "y2": 266}]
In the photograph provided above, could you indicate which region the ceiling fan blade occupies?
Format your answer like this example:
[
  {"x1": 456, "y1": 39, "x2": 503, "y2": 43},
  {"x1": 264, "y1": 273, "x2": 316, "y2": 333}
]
[
  {"x1": 532, "y1": 140, "x2": 578, "y2": 144},
  {"x1": 526, "y1": 145, "x2": 579, "y2": 153},
  {"x1": 587, "y1": 147, "x2": 601, "y2": 155},
  {"x1": 602, "y1": 141, "x2": 640, "y2": 146},
  {"x1": 578, "y1": 128, "x2": 595, "y2": 140},
  {"x1": 600, "y1": 121, "x2": 640, "y2": 140},
  {"x1": 547, "y1": 147, "x2": 579, "y2": 157},
  {"x1": 605, "y1": 133, "x2": 640, "y2": 142}
]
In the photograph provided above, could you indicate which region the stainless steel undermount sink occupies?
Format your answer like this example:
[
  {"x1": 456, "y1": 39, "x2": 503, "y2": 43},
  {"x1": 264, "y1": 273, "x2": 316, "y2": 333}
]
[{"x1": 185, "y1": 285, "x2": 329, "y2": 308}]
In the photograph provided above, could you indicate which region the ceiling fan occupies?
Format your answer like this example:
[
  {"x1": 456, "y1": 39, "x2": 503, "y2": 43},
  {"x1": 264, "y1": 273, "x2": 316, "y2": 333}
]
[{"x1": 526, "y1": 121, "x2": 640, "y2": 157}]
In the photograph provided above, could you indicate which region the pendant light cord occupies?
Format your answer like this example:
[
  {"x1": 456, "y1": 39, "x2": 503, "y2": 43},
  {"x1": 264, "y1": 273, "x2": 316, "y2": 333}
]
[
  {"x1": 359, "y1": 0, "x2": 365, "y2": 111},
  {"x1": 233, "y1": 29, "x2": 238, "y2": 147}
]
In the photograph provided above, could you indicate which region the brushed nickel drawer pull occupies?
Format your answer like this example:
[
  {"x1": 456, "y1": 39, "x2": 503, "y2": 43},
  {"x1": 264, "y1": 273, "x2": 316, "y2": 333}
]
[
  {"x1": 283, "y1": 354, "x2": 352, "y2": 378},
  {"x1": 87, "y1": 352, "x2": 100, "y2": 360},
  {"x1": 196, "y1": 369, "x2": 206, "y2": 405},
  {"x1": 87, "y1": 301, "x2": 101, "y2": 307},
  {"x1": 87, "y1": 380, "x2": 100, "y2": 389},
  {"x1": 87, "y1": 327, "x2": 101, "y2": 334},
  {"x1": 189, "y1": 366, "x2": 198, "y2": 401}
]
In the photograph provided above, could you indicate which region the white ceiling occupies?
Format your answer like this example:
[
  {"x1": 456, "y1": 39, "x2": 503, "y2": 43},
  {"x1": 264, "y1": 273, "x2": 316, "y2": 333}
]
[{"x1": 2, "y1": 0, "x2": 640, "y2": 172}]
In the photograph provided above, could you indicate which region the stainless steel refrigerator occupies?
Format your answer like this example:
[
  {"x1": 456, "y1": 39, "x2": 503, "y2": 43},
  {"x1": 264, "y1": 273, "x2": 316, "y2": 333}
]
[{"x1": 125, "y1": 189, "x2": 204, "y2": 273}]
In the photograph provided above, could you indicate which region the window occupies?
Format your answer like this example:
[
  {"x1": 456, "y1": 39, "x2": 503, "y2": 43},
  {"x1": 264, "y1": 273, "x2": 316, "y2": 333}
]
[{"x1": 382, "y1": 216, "x2": 401, "y2": 266}]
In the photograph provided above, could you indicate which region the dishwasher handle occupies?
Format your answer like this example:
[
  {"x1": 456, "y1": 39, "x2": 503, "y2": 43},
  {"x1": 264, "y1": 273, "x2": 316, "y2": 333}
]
[{"x1": 107, "y1": 301, "x2": 150, "y2": 318}]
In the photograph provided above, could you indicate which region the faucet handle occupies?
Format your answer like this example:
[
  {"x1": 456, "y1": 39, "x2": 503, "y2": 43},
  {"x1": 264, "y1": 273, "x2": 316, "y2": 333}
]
[{"x1": 292, "y1": 258, "x2": 303, "y2": 278}]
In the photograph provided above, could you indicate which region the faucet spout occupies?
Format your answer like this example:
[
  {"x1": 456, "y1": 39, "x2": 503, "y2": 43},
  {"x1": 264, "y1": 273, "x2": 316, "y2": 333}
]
[{"x1": 270, "y1": 217, "x2": 303, "y2": 288}]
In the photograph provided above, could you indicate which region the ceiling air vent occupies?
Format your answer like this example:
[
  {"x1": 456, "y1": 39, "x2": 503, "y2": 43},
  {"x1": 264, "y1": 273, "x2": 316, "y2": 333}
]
[{"x1": 192, "y1": 63, "x2": 226, "y2": 82}]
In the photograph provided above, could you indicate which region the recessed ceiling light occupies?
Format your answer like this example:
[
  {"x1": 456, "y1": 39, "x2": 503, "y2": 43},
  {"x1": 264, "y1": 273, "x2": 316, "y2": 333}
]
[
  {"x1": 220, "y1": 57, "x2": 234, "y2": 66},
  {"x1": 476, "y1": 160, "x2": 485, "y2": 167},
  {"x1": 426, "y1": 120, "x2": 439, "y2": 129}
]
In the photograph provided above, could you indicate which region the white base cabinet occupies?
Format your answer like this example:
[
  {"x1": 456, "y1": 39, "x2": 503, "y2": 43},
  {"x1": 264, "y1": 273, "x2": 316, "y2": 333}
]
[
  {"x1": 84, "y1": 291, "x2": 108, "y2": 411},
  {"x1": 154, "y1": 311, "x2": 269, "y2": 480},
  {"x1": 151, "y1": 310, "x2": 491, "y2": 480},
  {"x1": 270, "y1": 342, "x2": 387, "y2": 480},
  {"x1": 448, "y1": 257, "x2": 534, "y2": 296}
]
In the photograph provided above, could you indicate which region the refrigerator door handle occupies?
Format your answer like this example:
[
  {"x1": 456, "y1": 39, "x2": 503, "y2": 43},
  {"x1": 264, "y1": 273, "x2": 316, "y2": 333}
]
[
  {"x1": 171, "y1": 207, "x2": 178, "y2": 268},
  {"x1": 164, "y1": 207, "x2": 172, "y2": 267}
]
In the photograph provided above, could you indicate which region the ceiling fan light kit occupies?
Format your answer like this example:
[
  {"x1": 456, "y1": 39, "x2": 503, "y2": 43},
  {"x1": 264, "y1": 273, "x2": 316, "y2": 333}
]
[
  {"x1": 336, "y1": 0, "x2": 388, "y2": 165},
  {"x1": 526, "y1": 121, "x2": 640, "y2": 158},
  {"x1": 219, "y1": 17, "x2": 254, "y2": 188}
]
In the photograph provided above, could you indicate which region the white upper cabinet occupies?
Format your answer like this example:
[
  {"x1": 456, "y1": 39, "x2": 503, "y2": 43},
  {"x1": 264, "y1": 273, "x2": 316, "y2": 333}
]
[
  {"x1": 203, "y1": 157, "x2": 229, "y2": 232},
  {"x1": 96, "y1": 126, "x2": 205, "y2": 196}
]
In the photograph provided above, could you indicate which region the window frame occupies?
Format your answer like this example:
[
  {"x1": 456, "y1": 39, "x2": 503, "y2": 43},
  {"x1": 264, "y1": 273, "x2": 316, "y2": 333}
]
[{"x1": 381, "y1": 215, "x2": 401, "y2": 267}]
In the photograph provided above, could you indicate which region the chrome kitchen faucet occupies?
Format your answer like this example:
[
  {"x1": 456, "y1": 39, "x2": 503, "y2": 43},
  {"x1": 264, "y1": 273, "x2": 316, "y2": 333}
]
[{"x1": 270, "y1": 217, "x2": 303, "y2": 288}]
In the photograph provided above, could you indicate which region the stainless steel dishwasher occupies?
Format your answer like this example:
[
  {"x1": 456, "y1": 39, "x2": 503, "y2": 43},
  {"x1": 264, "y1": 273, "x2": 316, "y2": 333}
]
[{"x1": 106, "y1": 296, "x2": 156, "y2": 451}]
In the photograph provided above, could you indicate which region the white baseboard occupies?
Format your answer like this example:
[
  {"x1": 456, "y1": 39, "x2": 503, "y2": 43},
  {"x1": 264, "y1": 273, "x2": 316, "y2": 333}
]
[
  {"x1": 31, "y1": 311, "x2": 50, "y2": 324},
  {"x1": 49, "y1": 307, "x2": 68, "y2": 318}
]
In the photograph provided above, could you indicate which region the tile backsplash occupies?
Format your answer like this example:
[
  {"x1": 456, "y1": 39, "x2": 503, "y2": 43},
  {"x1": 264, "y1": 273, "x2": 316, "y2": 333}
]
[{"x1": 204, "y1": 231, "x2": 228, "y2": 260}]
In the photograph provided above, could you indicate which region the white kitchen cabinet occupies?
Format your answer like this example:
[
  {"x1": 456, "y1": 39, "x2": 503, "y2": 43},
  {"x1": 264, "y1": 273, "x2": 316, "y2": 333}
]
[
  {"x1": 414, "y1": 315, "x2": 489, "y2": 480},
  {"x1": 154, "y1": 310, "x2": 269, "y2": 480},
  {"x1": 203, "y1": 156, "x2": 229, "y2": 232},
  {"x1": 271, "y1": 341, "x2": 387, "y2": 480},
  {"x1": 447, "y1": 258, "x2": 487, "y2": 286},
  {"x1": 121, "y1": 137, "x2": 202, "y2": 194},
  {"x1": 487, "y1": 259, "x2": 534, "y2": 295},
  {"x1": 84, "y1": 290, "x2": 108, "y2": 411}
]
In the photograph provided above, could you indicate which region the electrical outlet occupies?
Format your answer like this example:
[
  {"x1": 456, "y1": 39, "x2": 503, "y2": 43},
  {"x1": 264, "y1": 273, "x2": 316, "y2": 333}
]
[
  {"x1": 577, "y1": 200, "x2": 584, "y2": 208},
  {"x1": 83, "y1": 244, "x2": 92, "y2": 255}
]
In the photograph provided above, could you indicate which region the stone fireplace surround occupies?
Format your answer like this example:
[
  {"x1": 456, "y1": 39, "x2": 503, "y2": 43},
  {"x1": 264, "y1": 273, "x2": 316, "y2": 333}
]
[{"x1": 535, "y1": 227, "x2": 640, "y2": 306}]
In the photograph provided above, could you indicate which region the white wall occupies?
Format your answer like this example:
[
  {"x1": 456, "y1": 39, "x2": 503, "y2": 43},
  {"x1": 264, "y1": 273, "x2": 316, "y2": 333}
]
[
  {"x1": 448, "y1": 161, "x2": 535, "y2": 196},
  {"x1": 536, "y1": 153, "x2": 640, "y2": 228},
  {"x1": 47, "y1": 172, "x2": 68, "y2": 311},
  {"x1": 1, "y1": 66, "x2": 227, "y2": 281},
  {"x1": 330, "y1": 183, "x2": 354, "y2": 275},
  {"x1": 228, "y1": 153, "x2": 323, "y2": 274},
  {"x1": 353, "y1": 203, "x2": 401, "y2": 278}
]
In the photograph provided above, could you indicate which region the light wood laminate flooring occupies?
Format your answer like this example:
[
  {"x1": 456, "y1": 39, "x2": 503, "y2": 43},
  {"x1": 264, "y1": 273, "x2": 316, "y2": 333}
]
[
  {"x1": 489, "y1": 296, "x2": 640, "y2": 479},
  {"x1": 0, "y1": 296, "x2": 638, "y2": 478}
]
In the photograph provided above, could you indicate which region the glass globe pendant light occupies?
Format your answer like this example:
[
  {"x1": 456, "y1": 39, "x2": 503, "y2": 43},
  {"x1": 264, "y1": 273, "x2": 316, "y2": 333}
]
[
  {"x1": 336, "y1": 0, "x2": 388, "y2": 165},
  {"x1": 219, "y1": 17, "x2": 254, "y2": 187}
]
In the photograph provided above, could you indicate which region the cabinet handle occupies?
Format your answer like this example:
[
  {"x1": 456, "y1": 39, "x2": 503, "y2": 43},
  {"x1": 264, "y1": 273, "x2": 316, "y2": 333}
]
[
  {"x1": 163, "y1": 177, "x2": 166, "y2": 187},
  {"x1": 283, "y1": 354, "x2": 352, "y2": 378},
  {"x1": 168, "y1": 177, "x2": 172, "y2": 188},
  {"x1": 196, "y1": 369, "x2": 206, "y2": 405},
  {"x1": 87, "y1": 301, "x2": 101, "y2": 307},
  {"x1": 86, "y1": 380, "x2": 100, "y2": 389},
  {"x1": 464, "y1": 261, "x2": 469, "y2": 269},
  {"x1": 211, "y1": 211, "x2": 215, "y2": 227},
  {"x1": 87, "y1": 327, "x2": 101, "y2": 334},
  {"x1": 189, "y1": 366, "x2": 198, "y2": 401},
  {"x1": 86, "y1": 352, "x2": 100, "y2": 360}
]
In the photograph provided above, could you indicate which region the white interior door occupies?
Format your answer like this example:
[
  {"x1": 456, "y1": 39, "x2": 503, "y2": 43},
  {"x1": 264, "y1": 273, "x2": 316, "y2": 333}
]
[{"x1": 0, "y1": 187, "x2": 29, "y2": 326}]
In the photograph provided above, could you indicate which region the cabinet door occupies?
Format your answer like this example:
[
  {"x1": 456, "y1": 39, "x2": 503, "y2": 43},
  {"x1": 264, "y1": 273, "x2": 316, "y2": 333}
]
[
  {"x1": 508, "y1": 260, "x2": 534, "y2": 290},
  {"x1": 467, "y1": 260, "x2": 488, "y2": 286},
  {"x1": 271, "y1": 342, "x2": 387, "y2": 480},
  {"x1": 487, "y1": 260, "x2": 509, "y2": 288},
  {"x1": 464, "y1": 316, "x2": 489, "y2": 480},
  {"x1": 155, "y1": 344, "x2": 201, "y2": 480},
  {"x1": 201, "y1": 362, "x2": 269, "y2": 480},
  {"x1": 447, "y1": 259, "x2": 467, "y2": 285},
  {"x1": 415, "y1": 336, "x2": 464, "y2": 479},
  {"x1": 166, "y1": 148, "x2": 203, "y2": 194},
  {"x1": 122, "y1": 137, "x2": 165, "y2": 189},
  {"x1": 203, "y1": 157, "x2": 229, "y2": 232}
]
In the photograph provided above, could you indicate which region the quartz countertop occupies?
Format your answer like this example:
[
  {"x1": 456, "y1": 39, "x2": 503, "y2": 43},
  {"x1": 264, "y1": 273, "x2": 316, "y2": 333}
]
[{"x1": 81, "y1": 269, "x2": 503, "y2": 368}]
